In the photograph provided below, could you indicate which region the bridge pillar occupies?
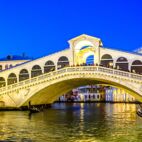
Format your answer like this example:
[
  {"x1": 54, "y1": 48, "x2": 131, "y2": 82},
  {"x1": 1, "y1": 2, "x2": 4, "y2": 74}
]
[{"x1": 128, "y1": 60, "x2": 133, "y2": 72}]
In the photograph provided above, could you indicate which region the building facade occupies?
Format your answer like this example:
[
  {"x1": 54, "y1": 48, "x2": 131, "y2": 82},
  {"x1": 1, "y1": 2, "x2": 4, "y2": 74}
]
[
  {"x1": 0, "y1": 55, "x2": 31, "y2": 71},
  {"x1": 58, "y1": 85, "x2": 135, "y2": 103}
]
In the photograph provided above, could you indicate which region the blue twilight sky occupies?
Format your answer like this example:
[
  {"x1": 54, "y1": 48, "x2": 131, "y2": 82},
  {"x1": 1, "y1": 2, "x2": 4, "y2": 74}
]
[{"x1": 0, "y1": 0, "x2": 141, "y2": 58}]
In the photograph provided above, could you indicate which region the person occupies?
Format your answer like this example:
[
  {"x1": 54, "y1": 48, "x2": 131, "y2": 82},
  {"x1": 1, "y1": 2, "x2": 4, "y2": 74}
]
[{"x1": 28, "y1": 101, "x2": 31, "y2": 109}]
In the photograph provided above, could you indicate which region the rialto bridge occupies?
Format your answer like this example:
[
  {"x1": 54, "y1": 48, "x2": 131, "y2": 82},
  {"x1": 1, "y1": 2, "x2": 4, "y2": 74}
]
[{"x1": 0, "y1": 34, "x2": 142, "y2": 108}]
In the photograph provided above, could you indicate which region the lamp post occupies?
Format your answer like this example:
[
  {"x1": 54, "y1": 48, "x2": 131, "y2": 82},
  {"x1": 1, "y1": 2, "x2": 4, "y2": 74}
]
[
  {"x1": 132, "y1": 69, "x2": 135, "y2": 73},
  {"x1": 109, "y1": 62, "x2": 113, "y2": 68}
]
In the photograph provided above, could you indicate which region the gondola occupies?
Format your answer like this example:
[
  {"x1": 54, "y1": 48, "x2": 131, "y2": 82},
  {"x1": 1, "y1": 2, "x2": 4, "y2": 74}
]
[
  {"x1": 28, "y1": 101, "x2": 40, "y2": 113},
  {"x1": 29, "y1": 107, "x2": 40, "y2": 113},
  {"x1": 136, "y1": 104, "x2": 142, "y2": 117},
  {"x1": 137, "y1": 108, "x2": 142, "y2": 117}
]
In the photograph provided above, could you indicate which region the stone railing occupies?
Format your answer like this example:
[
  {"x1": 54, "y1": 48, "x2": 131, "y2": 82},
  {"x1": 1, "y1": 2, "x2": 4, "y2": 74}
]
[{"x1": 0, "y1": 66, "x2": 142, "y2": 94}]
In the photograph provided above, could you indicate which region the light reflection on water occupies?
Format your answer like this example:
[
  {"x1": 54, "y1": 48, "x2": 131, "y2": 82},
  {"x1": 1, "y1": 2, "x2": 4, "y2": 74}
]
[{"x1": 0, "y1": 103, "x2": 142, "y2": 142}]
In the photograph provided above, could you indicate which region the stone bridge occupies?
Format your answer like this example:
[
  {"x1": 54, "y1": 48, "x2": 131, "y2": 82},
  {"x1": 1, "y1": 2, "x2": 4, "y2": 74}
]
[
  {"x1": 0, "y1": 66, "x2": 142, "y2": 108},
  {"x1": 0, "y1": 34, "x2": 142, "y2": 108}
]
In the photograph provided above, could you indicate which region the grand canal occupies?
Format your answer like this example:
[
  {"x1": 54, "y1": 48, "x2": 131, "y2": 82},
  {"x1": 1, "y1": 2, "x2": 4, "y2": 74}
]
[{"x1": 0, "y1": 103, "x2": 142, "y2": 142}]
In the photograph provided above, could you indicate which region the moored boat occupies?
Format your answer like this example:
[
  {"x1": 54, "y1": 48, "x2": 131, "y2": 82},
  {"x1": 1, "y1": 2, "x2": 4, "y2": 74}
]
[
  {"x1": 137, "y1": 109, "x2": 142, "y2": 117},
  {"x1": 137, "y1": 104, "x2": 142, "y2": 117}
]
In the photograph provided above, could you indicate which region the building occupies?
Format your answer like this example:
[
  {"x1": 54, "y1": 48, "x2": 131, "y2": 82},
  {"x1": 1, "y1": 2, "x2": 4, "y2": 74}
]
[
  {"x1": 58, "y1": 85, "x2": 135, "y2": 103},
  {"x1": 105, "y1": 87, "x2": 135, "y2": 102},
  {"x1": 0, "y1": 54, "x2": 32, "y2": 71}
]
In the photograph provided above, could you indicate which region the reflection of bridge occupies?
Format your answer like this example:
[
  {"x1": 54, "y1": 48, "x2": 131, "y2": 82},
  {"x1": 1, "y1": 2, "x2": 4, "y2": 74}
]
[{"x1": 0, "y1": 34, "x2": 142, "y2": 108}]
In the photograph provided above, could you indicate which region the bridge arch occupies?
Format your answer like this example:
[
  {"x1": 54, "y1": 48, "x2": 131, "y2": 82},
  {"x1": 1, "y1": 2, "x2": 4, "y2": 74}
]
[
  {"x1": 19, "y1": 69, "x2": 29, "y2": 82},
  {"x1": 44, "y1": 60, "x2": 55, "y2": 73},
  {"x1": 21, "y1": 69, "x2": 142, "y2": 106},
  {"x1": 86, "y1": 55, "x2": 94, "y2": 65},
  {"x1": 131, "y1": 60, "x2": 142, "y2": 74},
  {"x1": 31, "y1": 65, "x2": 42, "y2": 78},
  {"x1": 100, "y1": 54, "x2": 113, "y2": 67},
  {"x1": 74, "y1": 40, "x2": 94, "y2": 52},
  {"x1": 116, "y1": 57, "x2": 128, "y2": 71},
  {"x1": 7, "y1": 73, "x2": 17, "y2": 85},
  {"x1": 0, "y1": 77, "x2": 6, "y2": 88},
  {"x1": 57, "y1": 56, "x2": 69, "y2": 69}
]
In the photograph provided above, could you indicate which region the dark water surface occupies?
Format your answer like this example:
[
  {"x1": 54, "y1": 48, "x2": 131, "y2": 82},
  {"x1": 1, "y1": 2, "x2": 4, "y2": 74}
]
[{"x1": 0, "y1": 103, "x2": 142, "y2": 142}]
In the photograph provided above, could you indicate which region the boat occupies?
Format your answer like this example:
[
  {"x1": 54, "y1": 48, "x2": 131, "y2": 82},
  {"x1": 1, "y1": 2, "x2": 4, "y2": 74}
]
[
  {"x1": 137, "y1": 108, "x2": 142, "y2": 117},
  {"x1": 28, "y1": 101, "x2": 40, "y2": 113},
  {"x1": 136, "y1": 104, "x2": 142, "y2": 117},
  {"x1": 29, "y1": 107, "x2": 40, "y2": 113}
]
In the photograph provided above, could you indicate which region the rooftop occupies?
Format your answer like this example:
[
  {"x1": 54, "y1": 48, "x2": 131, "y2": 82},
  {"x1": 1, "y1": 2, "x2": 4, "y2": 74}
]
[{"x1": 0, "y1": 55, "x2": 33, "y2": 61}]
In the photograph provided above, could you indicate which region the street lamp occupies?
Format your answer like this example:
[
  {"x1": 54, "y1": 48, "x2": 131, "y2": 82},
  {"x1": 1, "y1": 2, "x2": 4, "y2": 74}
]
[
  {"x1": 109, "y1": 62, "x2": 113, "y2": 68},
  {"x1": 132, "y1": 69, "x2": 135, "y2": 73}
]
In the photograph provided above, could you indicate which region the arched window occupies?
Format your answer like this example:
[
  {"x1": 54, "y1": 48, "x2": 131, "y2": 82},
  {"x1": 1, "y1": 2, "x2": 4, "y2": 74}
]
[
  {"x1": 19, "y1": 69, "x2": 29, "y2": 82},
  {"x1": 132, "y1": 60, "x2": 142, "y2": 65},
  {"x1": 44, "y1": 60, "x2": 55, "y2": 73},
  {"x1": 0, "y1": 65, "x2": 2, "y2": 71},
  {"x1": 100, "y1": 54, "x2": 113, "y2": 67},
  {"x1": 0, "y1": 77, "x2": 6, "y2": 88},
  {"x1": 131, "y1": 60, "x2": 142, "y2": 74},
  {"x1": 116, "y1": 57, "x2": 128, "y2": 71},
  {"x1": 31, "y1": 65, "x2": 42, "y2": 78},
  {"x1": 7, "y1": 73, "x2": 17, "y2": 85},
  {"x1": 101, "y1": 54, "x2": 112, "y2": 59},
  {"x1": 57, "y1": 56, "x2": 69, "y2": 69},
  {"x1": 86, "y1": 55, "x2": 94, "y2": 65}
]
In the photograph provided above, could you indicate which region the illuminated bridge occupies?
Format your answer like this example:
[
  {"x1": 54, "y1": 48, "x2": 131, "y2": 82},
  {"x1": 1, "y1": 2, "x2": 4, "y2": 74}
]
[{"x1": 0, "y1": 34, "x2": 142, "y2": 108}]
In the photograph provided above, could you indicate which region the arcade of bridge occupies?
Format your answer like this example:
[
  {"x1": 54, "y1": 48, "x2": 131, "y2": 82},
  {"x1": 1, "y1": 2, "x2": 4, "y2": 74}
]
[
  {"x1": 0, "y1": 34, "x2": 142, "y2": 89},
  {"x1": 0, "y1": 57, "x2": 142, "y2": 88}
]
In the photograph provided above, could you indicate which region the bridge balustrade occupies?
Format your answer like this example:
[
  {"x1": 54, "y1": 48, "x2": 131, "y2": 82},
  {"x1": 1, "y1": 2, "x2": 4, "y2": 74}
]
[
  {"x1": 31, "y1": 78, "x2": 37, "y2": 83},
  {"x1": 131, "y1": 74, "x2": 142, "y2": 80},
  {"x1": 113, "y1": 70, "x2": 129, "y2": 77},
  {"x1": 81, "y1": 66, "x2": 98, "y2": 71},
  {"x1": 8, "y1": 86, "x2": 12, "y2": 89},
  {"x1": 38, "y1": 75, "x2": 46, "y2": 80},
  {"x1": 12, "y1": 84, "x2": 18, "y2": 88},
  {"x1": 25, "y1": 80, "x2": 31, "y2": 84},
  {"x1": 98, "y1": 67, "x2": 113, "y2": 74},
  {"x1": 0, "y1": 66, "x2": 142, "y2": 94},
  {"x1": 43, "y1": 73, "x2": 52, "y2": 78},
  {"x1": 19, "y1": 82, "x2": 24, "y2": 86},
  {"x1": 66, "y1": 68, "x2": 77, "y2": 72},
  {"x1": 0, "y1": 87, "x2": 5, "y2": 92}
]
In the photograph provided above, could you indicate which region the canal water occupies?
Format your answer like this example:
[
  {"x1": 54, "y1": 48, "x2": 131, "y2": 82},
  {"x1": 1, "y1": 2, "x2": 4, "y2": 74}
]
[{"x1": 0, "y1": 103, "x2": 142, "y2": 142}]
